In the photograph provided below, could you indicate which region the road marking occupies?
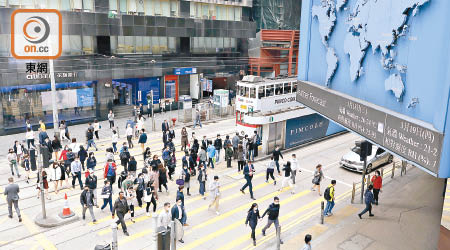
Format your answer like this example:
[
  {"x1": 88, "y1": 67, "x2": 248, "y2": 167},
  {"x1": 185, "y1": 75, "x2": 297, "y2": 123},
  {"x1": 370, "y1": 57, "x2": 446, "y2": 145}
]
[
  {"x1": 179, "y1": 190, "x2": 310, "y2": 250},
  {"x1": 221, "y1": 189, "x2": 353, "y2": 250},
  {"x1": 21, "y1": 214, "x2": 57, "y2": 250}
]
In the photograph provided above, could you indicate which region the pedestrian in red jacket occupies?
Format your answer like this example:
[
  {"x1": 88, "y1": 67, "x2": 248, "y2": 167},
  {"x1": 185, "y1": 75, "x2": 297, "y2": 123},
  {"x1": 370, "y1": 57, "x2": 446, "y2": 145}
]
[
  {"x1": 371, "y1": 170, "x2": 382, "y2": 205},
  {"x1": 104, "y1": 160, "x2": 117, "y2": 185}
]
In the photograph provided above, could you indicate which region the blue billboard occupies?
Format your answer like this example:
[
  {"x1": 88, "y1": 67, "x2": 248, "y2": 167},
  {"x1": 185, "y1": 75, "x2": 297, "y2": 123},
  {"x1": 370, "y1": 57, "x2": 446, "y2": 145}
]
[
  {"x1": 174, "y1": 68, "x2": 197, "y2": 75},
  {"x1": 299, "y1": 0, "x2": 450, "y2": 177},
  {"x1": 76, "y1": 88, "x2": 94, "y2": 107},
  {"x1": 285, "y1": 113, "x2": 342, "y2": 149}
]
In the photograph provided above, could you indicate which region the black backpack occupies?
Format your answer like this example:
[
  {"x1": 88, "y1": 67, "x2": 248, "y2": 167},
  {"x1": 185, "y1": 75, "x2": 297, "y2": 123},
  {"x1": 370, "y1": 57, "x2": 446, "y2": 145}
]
[{"x1": 324, "y1": 187, "x2": 331, "y2": 200}]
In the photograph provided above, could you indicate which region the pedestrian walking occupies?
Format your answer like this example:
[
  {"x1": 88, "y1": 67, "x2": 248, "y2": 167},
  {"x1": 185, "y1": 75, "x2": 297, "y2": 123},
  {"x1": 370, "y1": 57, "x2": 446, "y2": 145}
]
[
  {"x1": 323, "y1": 180, "x2": 336, "y2": 217},
  {"x1": 171, "y1": 198, "x2": 186, "y2": 243},
  {"x1": 311, "y1": 164, "x2": 324, "y2": 195},
  {"x1": 38, "y1": 127, "x2": 49, "y2": 145},
  {"x1": 158, "y1": 164, "x2": 169, "y2": 192},
  {"x1": 371, "y1": 170, "x2": 382, "y2": 205},
  {"x1": 245, "y1": 203, "x2": 261, "y2": 246},
  {"x1": 39, "y1": 120, "x2": 46, "y2": 131},
  {"x1": 100, "y1": 180, "x2": 113, "y2": 212},
  {"x1": 126, "y1": 124, "x2": 134, "y2": 148},
  {"x1": 119, "y1": 144, "x2": 131, "y2": 173},
  {"x1": 198, "y1": 163, "x2": 207, "y2": 199},
  {"x1": 108, "y1": 110, "x2": 115, "y2": 129},
  {"x1": 358, "y1": 184, "x2": 375, "y2": 219},
  {"x1": 126, "y1": 156, "x2": 136, "y2": 177},
  {"x1": 112, "y1": 191, "x2": 130, "y2": 236},
  {"x1": 93, "y1": 119, "x2": 100, "y2": 140},
  {"x1": 253, "y1": 130, "x2": 261, "y2": 159},
  {"x1": 126, "y1": 186, "x2": 137, "y2": 223},
  {"x1": 86, "y1": 128, "x2": 98, "y2": 151},
  {"x1": 266, "y1": 157, "x2": 276, "y2": 185},
  {"x1": 21, "y1": 153, "x2": 31, "y2": 184},
  {"x1": 272, "y1": 146, "x2": 283, "y2": 175},
  {"x1": 167, "y1": 151, "x2": 177, "y2": 180},
  {"x1": 214, "y1": 134, "x2": 223, "y2": 163},
  {"x1": 121, "y1": 173, "x2": 134, "y2": 192},
  {"x1": 280, "y1": 161, "x2": 295, "y2": 194},
  {"x1": 232, "y1": 132, "x2": 240, "y2": 160},
  {"x1": 25, "y1": 128, "x2": 35, "y2": 149},
  {"x1": 201, "y1": 135, "x2": 208, "y2": 149},
  {"x1": 240, "y1": 161, "x2": 256, "y2": 200},
  {"x1": 225, "y1": 144, "x2": 233, "y2": 168},
  {"x1": 182, "y1": 164, "x2": 191, "y2": 196},
  {"x1": 168, "y1": 126, "x2": 176, "y2": 141},
  {"x1": 208, "y1": 176, "x2": 221, "y2": 215},
  {"x1": 134, "y1": 173, "x2": 145, "y2": 207},
  {"x1": 4, "y1": 177, "x2": 22, "y2": 222},
  {"x1": 136, "y1": 115, "x2": 145, "y2": 138},
  {"x1": 86, "y1": 152, "x2": 97, "y2": 171},
  {"x1": 162, "y1": 119, "x2": 170, "y2": 133},
  {"x1": 85, "y1": 169, "x2": 98, "y2": 207},
  {"x1": 104, "y1": 159, "x2": 117, "y2": 185},
  {"x1": 7, "y1": 149, "x2": 20, "y2": 178},
  {"x1": 193, "y1": 109, "x2": 202, "y2": 128},
  {"x1": 71, "y1": 157, "x2": 83, "y2": 190},
  {"x1": 49, "y1": 162, "x2": 62, "y2": 194},
  {"x1": 207, "y1": 142, "x2": 216, "y2": 169},
  {"x1": 302, "y1": 234, "x2": 312, "y2": 250},
  {"x1": 112, "y1": 130, "x2": 119, "y2": 153},
  {"x1": 158, "y1": 202, "x2": 171, "y2": 230},
  {"x1": 237, "y1": 144, "x2": 245, "y2": 172},
  {"x1": 291, "y1": 154, "x2": 299, "y2": 184},
  {"x1": 78, "y1": 145, "x2": 88, "y2": 171},
  {"x1": 138, "y1": 129, "x2": 148, "y2": 153},
  {"x1": 36, "y1": 169, "x2": 50, "y2": 200},
  {"x1": 69, "y1": 138, "x2": 81, "y2": 156},
  {"x1": 149, "y1": 165, "x2": 160, "y2": 193},
  {"x1": 80, "y1": 186, "x2": 97, "y2": 223},
  {"x1": 199, "y1": 146, "x2": 207, "y2": 168},
  {"x1": 223, "y1": 135, "x2": 231, "y2": 159},
  {"x1": 181, "y1": 127, "x2": 189, "y2": 151},
  {"x1": 144, "y1": 181, "x2": 157, "y2": 216},
  {"x1": 51, "y1": 136, "x2": 62, "y2": 160},
  {"x1": 261, "y1": 197, "x2": 283, "y2": 244}
]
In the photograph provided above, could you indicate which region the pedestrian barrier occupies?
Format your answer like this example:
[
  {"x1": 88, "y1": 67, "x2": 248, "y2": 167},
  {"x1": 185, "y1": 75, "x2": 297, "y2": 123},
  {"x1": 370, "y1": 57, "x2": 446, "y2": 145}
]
[
  {"x1": 276, "y1": 225, "x2": 282, "y2": 250},
  {"x1": 320, "y1": 201, "x2": 325, "y2": 224}
]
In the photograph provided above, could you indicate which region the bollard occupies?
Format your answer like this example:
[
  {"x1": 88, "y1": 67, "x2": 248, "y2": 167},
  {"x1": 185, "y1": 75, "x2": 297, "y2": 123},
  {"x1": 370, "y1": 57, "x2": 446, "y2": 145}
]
[
  {"x1": 351, "y1": 182, "x2": 356, "y2": 204},
  {"x1": 153, "y1": 215, "x2": 158, "y2": 250},
  {"x1": 276, "y1": 226, "x2": 282, "y2": 250},
  {"x1": 366, "y1": 174, "x2": 371, "y2": 189},
  {"x1": 391, "y1": 162, "x2": 395, "y2": 179},
  {"x1": 381, "y1": 167, "x2": 384, "y2": 177},
  {"x1": 320, "y1": 201, "x2": 324, "y2": 224},
  {"x1": 111, "y1": 223, "x2": 118, "y2": 250},
  {"x1": 170, "y1": 221, "x2": 176, "y2": 250},
  {"x1": 401, "y1": 160, "x2": 407, "y2": 176}
]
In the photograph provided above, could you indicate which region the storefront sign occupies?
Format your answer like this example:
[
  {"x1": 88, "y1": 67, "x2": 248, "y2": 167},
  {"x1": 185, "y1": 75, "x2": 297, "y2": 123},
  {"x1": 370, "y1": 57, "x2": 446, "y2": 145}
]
[
  {"x1": 26, "y1": 72, "x2": 78, "y2": 80},
  {"x1": 174, "y1": 67, "x2": 197, "y2": 75},
  {"x1": 296, "y1": 80, "x2": 444, "y2": 174},
  {"x1": 207, "y1": 80, "x2": 213, "y2": 92},
  {"x1": 285, "y1": 113, "x2": 330, "y2": 149}
]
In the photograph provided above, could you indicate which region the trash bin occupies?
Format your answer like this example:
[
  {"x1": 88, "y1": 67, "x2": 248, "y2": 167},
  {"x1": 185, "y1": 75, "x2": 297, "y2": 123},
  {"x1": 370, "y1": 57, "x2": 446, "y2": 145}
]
[{"x1": 157, "y1": 229, "x2": 171, "y2": 250}]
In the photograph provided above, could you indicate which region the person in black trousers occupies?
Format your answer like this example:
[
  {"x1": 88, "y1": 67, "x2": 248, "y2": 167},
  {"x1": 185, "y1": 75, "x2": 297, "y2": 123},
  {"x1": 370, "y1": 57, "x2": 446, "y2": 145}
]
[
  {"x1": 358, "y1": 185, "x2": 375, "y2": 219},
  {"x1": 272, "y1": 146, "x2": 283, "y2": 175},
  {"x1": 261, "y1": 196, "x2": 283, "y2": 244},
  {"x1": 246, "y1": 203, "x2": 261, "y2": 246},
  {"x1": 112, "y1": 191, "x2": 130, "y2": 236},
  {"x1": 240, "y1": 161, "x2": 256, "y2": 200}
]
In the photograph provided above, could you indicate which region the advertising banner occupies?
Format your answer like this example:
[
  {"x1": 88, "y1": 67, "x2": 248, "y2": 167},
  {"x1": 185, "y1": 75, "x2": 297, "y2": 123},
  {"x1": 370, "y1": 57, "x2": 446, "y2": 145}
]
[
  {"x1": 285, "y1": 113, "x2": 330, "y2": 149},
  {"x1": 76, "y1": 88, "x2": 94, "y2": 107}
]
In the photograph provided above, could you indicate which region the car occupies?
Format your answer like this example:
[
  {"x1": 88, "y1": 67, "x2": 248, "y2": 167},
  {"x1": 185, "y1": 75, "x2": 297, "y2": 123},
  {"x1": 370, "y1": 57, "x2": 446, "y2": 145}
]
[{"x1": 340, "y1": 145, "x2": 393, "y2": 173}]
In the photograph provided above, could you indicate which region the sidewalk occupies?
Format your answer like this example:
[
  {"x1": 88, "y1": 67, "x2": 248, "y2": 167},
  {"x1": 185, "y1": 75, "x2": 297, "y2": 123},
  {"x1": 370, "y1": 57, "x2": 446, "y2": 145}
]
[
  {"x1": 0, "y1": 109, "x2": 234, "y2": 157},
  {"x1": 283, "y1": 167, "x2": 445, "y2": 250}
]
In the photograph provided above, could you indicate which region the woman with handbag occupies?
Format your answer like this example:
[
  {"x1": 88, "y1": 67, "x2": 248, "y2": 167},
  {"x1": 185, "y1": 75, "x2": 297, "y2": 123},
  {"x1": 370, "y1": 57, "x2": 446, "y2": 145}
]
[
  {"x1": 182, "y1": 165, "x2": 191, "y2": 196},
  {"x1": 100, "y1": 180, "x2": 113, "y2": 212},
  {"x1": 144, "y1": 181, "x2": 157, "y2": 216},
  {"x1": 181, "y1": 127, "x2": 189, "y2": 151},
  {"x1": 311, "y1": 164, "x2": 324, "y2": 196},
  {"x1": 50, "y1": 162, "x2": 62, "y2": 194},
  {"x1": 158, "y1": 164, "x2": 169, "y2": 193}
]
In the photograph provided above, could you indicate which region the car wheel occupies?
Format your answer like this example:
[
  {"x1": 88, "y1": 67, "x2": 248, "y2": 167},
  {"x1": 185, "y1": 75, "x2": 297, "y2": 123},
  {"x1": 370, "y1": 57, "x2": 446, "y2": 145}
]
[
  {"x1": 366, "y1": 164, "x2": 372, "y2": 174},
  {"x1": 387, "y1": 155, "x2": 393, "y2": 164}
]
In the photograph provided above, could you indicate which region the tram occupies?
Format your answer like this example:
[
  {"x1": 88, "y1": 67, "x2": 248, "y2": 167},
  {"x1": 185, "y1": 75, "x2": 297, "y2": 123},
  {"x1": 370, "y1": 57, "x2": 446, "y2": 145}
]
[{"x1": 235, "y1": 75, "x2": 344, "y2": 154}]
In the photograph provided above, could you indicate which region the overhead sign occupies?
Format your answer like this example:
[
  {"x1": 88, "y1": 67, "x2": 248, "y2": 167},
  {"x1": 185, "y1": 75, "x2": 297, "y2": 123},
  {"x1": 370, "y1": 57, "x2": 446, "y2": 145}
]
[
  {"x1": 174, "y1": 67, "x2": 197, "y2": 75},
  {"x1": 296, "y1": 80, "x2": 444, "y2": 175}
]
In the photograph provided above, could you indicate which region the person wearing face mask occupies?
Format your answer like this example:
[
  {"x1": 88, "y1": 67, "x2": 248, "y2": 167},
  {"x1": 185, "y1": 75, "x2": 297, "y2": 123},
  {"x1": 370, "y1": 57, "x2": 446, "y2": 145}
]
[
  {"x1": 261, "y1": 197, "x2": 283, "y2": 244},
  {"x1": 182, "y1": 164, "x2": 191, "y2": 196},
  {"x1": 371, "y1": 170, "x2": 383, "y2": 205},
  {"x1": 171, "y1": 198, "x2": 186, "y2": 243},
  {"x1": 245, "y1": 203, "x2": 261, "y2": 246}
]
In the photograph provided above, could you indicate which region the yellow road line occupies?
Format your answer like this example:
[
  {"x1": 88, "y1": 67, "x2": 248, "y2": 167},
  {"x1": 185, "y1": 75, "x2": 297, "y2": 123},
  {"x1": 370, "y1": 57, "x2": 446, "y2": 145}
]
[
  {"x1": 21, "y1": 214, "x2": 57, "y2": 250},
  {"x1": 179, "y1": 189, "x2": 310, "y2": 250}
]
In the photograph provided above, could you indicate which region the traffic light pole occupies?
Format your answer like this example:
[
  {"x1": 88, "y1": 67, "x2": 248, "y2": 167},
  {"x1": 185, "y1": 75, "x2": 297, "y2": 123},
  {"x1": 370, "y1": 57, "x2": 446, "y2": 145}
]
[
  {"x1": 360, "y1": 156, "x2": 367, "y2": 204},
  {"x1": 37, "y1": 145, "x2": 47, "y2": 219}
]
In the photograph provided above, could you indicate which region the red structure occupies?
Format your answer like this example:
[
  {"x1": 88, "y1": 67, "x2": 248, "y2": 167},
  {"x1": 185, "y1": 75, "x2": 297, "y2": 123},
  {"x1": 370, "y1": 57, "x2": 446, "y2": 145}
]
[{"x1": 249, "y1": 29, "x2": 300, "y2": 77}]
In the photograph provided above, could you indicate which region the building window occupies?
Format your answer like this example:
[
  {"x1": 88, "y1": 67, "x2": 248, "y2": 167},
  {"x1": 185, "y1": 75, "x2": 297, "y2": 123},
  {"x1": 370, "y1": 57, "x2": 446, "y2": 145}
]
[
  {"x1": 266, "y1": 85, "x2": 274, "y2": 97},
  {"x1": 73, "y1": 0, "x2": 82, "y2": 10},
  {"x1": 119, "y1": 0, "x2": 127, "y2": 13},
  {"x1": 234, "y1": 7, "x2": 242, "y2": 21},
  {"x1": 61, "y1": 35, "x2": 82, "y2": 55},
  {"x1": 284, "y1": 82, "x2": 292, "y2": 94},
  {"x1": 250, "y1": 87, "x2": 256, "y2": 99},
  {"x1": 0, "y1": 35, "x2": 10, "y2": 56},
  {"x1": 0, "y1": 0, "x2": 6, "y2": 7},
  {"x1": 292, "y1": 82, "x2": 298, "y2": 93},
  {"x1": 109, "y1": 0, "x2": 118, "y2": 11},
  {"x1": 82, "y1": 0, "x2": 93, "y2": 11},
  {"x1": 135, "y1": 36, "x2": 143, "y2": 53},
  {"x1": 258, "y1": 87, "x2": 265, "y2": 99},
  {"x1": 142, "y1": 36, "x2": 151, "y2": 54},
  {"x1": 275, "y1": 84, "x2": 283, "y2": 95},
  {"x1": 82, "y1": 36, "x2": 94, "y2": 54},
  {"x1": 170, "y1": 0, "x2": 178, "y2": 17}
]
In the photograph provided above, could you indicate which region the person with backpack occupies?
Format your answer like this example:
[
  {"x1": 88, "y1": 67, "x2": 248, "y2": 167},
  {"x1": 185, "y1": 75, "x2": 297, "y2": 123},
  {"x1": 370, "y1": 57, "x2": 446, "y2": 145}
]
[
  {"x1": 104, "y1": 159, "x2": 117, "y2": 185},
  {"x1": 358, "y1": 184, "x2": 375, "y2": 219},
  {"x1": 246, "y1": 203, "x2": 261, "y2": 246},
  {"x1": 225, "y1": 144, "x2": 234, "y2": 168},
  {"x1": 119, "y1": 144, "x2": 131, "y2": 174},
  {"x1": 323, "y1": 180, "x2": 336, "y2": 217}
]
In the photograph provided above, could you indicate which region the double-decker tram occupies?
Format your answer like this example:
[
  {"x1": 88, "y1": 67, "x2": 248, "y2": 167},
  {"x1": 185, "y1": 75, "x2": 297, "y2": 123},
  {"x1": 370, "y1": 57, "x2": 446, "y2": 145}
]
[{"x1": 235, "y1": 75, "x2": 344, "y2": 154}]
